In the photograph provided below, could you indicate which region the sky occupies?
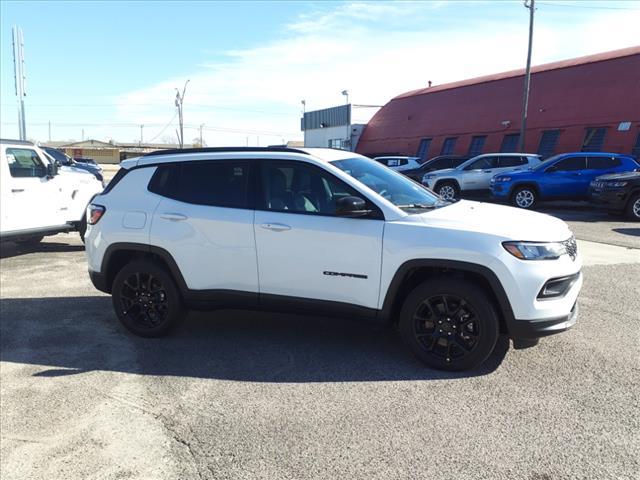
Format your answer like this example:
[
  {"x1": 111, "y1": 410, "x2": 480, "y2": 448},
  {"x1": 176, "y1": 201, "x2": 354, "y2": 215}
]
[{"x1": 1, "y1": 0, "x2": 639, "y2": 146}]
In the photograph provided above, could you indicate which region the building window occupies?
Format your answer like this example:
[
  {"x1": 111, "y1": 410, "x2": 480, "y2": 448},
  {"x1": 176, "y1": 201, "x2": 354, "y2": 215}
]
[
  {"x1": 537, "y1": 130, "x2": 560, "y2": 158},
  {"x1": 328, "y1": 139, "x2": 345, "y2": 150},
  {"x1": 467, "y1": 136, "x2": 487, "y2": 156},
  {"x1": 416, "y1": 138, "x2": 432, "y2": 160},
  {"x1": 581, "y1": 127, "x2": 607, "y2": 152},
  {"x1": 440, "y1": 137, "x2": 457, "y2": 155},
  {"x1": 500, "y1": 134, "x2": 520, "y2": 153},
  {"x1": 631, "y1": 131, "x2": 640, "y2": 159}
]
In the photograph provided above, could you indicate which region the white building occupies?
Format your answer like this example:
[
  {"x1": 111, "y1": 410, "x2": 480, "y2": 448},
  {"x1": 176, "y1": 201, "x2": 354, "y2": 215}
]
[{"x1": 301, "y1": 104, "x2": 373, "y2": 151}]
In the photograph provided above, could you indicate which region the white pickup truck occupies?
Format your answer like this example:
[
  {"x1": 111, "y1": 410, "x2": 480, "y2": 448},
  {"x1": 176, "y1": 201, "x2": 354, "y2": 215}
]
[{"x1": 1, "y1": 139, "x2": 104, "y2": 244}]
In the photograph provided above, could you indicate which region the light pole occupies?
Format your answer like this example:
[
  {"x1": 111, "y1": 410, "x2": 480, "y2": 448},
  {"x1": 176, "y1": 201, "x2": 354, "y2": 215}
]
[
  {"x1": 341, "y1": 90, "x2": 349, "y2": 105},
  {"x1": 519, "y1": 0, "x2": 535, "y2": 152},
  {"x1": 199, "y1": 123, "x2": 204, "y2": 147},
  {"x1": 174, "y1": 79, "x2": 190, "y2": 148},
  {"x1": 140, "y1": 124, "x2": 144, "y2": 145},
  {"x1": 341, "y1": 90, "x2": 350, "y2": 150}
]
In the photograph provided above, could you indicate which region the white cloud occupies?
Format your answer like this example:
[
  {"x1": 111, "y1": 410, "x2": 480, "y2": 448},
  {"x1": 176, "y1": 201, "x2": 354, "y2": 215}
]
[{"x1": 112, "y1": 1, "x2": 640, "y2": 146}]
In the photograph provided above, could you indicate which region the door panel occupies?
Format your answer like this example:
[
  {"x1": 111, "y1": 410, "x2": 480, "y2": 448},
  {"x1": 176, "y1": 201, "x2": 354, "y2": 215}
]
[{"x1": 254, "y1": 210, "x2": 384, "y2": 308}]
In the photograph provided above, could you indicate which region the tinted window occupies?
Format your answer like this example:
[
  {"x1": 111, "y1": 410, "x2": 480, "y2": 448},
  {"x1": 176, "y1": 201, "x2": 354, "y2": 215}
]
[
  {"x1": 587, "y1": 156, "x2": 621, "y2": 169},
  {"x1": 149, "y1": 161, "x2": 250, "y2": 208},
  {"x1": 427, "y1": 158, "x2": 450, "y2": 171},
  {"x1": 43, "y1": 147, "x2": 72, "y2": 165},
  {"x1": 260, "y1": 161, "x2": 363, "y2": 215},
  {"x1": 498, "y1": 156, "x2": 526, "y2": 167},
  {"x1": 387, "y1": 158, "x2": 407, "y2": 167},
  {"x1": 5, "y1": 148, "x2": 47, "y2": 178},
  {"x1": 465, "y1": 156, "x2": 498, "y2": 170},
  {"x1": 552, "y1": 156, "x2": 586, "y2": 172}
]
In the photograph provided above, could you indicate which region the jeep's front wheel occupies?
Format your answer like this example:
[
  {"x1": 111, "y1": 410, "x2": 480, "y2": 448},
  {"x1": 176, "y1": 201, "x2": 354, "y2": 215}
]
[
  {"x1": 399, "y1": 279, "x2": 499, "y2": 371},
  {"x1": 436, "y1": 181, "x2": 459, "y2": 201},
  {"x1": 112, "y1": 260, "x2": 185, "y2": 337},
  {"x1": 511, "y1": 186, "x2": 537, "y2": 209},
  {"x1": 626, "y1": 193, "x2": 640, "y2": 221}
]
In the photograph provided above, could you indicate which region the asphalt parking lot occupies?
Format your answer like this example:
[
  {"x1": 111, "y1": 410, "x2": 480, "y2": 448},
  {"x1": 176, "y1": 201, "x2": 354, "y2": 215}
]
[{"x1": 1, "y1": 208, "x2": 638, "y2": 479}]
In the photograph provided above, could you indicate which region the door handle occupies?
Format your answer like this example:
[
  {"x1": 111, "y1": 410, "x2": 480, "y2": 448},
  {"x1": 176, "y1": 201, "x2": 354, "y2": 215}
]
[
  {"x1": 160, "y1": 213, "x2": 188, "y2": 221},
  {"x1": 482, "y1": 170, "x2": 492, "y2": 173},
  {"x1": 11, "y1": 188, "x2": 25, "y2": 193},
  {"x1": 260, "y1": 222, "x2": 291, "y2": 232}
]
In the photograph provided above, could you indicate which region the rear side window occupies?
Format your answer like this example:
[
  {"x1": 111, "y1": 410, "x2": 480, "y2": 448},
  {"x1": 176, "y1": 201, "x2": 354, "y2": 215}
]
[
  {"x1": 587, "y1": 156, "x2": 621, "y2": 169},
  {"x1": 498, "y1": 156, "x2": 526, "y2": 167},
  {"x1": 553, "y1": 156, "x2": 586, "y2": 171},
  {"x1": 149, "y1": 161, "x2": 251, "y2": 208},
  {"x1": 387, "y1": 158, "x2": 407, "y2": 167},
  {"x1": 428, "y1": 158, "x2": 449, "y2": 171},
  {"x1": 5, "y1": 148, "x2": 47, "y2": 178},
  {"x1": 465, "y1": 156, "x2": 498, "y2": 170}
]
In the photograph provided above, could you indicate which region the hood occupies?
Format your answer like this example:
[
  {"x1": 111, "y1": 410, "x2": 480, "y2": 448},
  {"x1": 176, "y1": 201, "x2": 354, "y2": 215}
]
[
  {"x1": 426, "y1": 168, "x2": 455, "y2": 176},
  {"x1": 412, "y1": 200, "x2": 572, "y2": 242},
  {"x1": 595, "y1": 171, "x2": 640, "y2": 181}
]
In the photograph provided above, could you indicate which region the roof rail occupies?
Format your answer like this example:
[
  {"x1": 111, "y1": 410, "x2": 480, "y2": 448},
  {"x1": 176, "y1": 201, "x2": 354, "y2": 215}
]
[
  {"x1": 142, "y1": 146, "x2": 309, "y2": 157},
  {"x1": 0, "y1": 138, "x2": 34, "y2": 146}
]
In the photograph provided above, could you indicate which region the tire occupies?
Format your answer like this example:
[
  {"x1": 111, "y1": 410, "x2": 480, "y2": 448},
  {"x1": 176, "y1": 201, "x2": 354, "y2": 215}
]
[
  {"x1": 111, "y1": 259, "x2": 185, "y2": 337},
  {"x1": 436, "y1": 181, "x2": 460, "y2": 201},
  {"x1": 626, "y1": 193, "x2": 640, "y2": 222},
  {"x1": 77, "y1": 215, "x2": 87, "y2": 243},
  {"x1": 15, "y1": 235, "x2": 44, "y2": 246},
  {"x1": 511, "y1": 185, "x2": 537, "y2": 209},
  {"x1": 398, "y1": 278, "x2": 499, "y2": 371}
]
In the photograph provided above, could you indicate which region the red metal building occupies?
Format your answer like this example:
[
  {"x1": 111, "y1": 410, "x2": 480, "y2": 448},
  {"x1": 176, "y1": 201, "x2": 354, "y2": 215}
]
[{"x1": 356, "y1": 46, "x2": 640, "y2": 159}]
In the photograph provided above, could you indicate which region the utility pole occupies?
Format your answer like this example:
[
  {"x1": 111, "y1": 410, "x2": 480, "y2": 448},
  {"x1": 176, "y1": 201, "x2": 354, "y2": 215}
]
[
  {"x1": 199, "y1": 123, "x2": 204, "y2": 146},
  {"x1": 12, "y1": 26, "x2": 27, "y2": 141},
  {"x1": 48, "y1": 121, "x2": 51, "y2": 141},
  {"x1": 174, "y1": 80, "x2": 190, "y2": 148},
  {"x1": 519, "y1": 0, "x2": 535, "y2": 152},
  {"x1": 140, "y1": 124, "x2": 144, "y2": 145},
  {"x1": 82, "y1": 128, "x2": 85, "y2": 141}
]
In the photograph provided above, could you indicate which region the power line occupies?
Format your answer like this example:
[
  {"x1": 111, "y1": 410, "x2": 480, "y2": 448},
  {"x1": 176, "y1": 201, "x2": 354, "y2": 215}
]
[
  {"x1": 147, "y1": 112, "x2": 178, "y2": 143},
  {"x1": 537, "y1": 1, "x2": 639, "y2": 10}
]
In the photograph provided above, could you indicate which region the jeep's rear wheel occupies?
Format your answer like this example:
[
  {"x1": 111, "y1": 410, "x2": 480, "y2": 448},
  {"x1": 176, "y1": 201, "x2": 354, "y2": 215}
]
[
  {"x1": 399, "y1": 279, "x2": 499, "y2": 371},
  {"x1": 626, "y1": 193, "x2": 640, "y2": 221},
  {"x1": 511, "y1": 186, "x2": 537, "y2": 209},
  {"x1": 436, "y1": 181, "x2": 459, "y2": 201},
  {"x1": 112, "y1": 260, "x2": 185, "y2": 337}
]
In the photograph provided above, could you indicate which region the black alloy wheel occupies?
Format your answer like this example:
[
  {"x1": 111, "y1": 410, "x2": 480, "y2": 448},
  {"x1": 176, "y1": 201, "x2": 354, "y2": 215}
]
[
  {"x1": 399, "y1": 279, "x2": 499, "y2": 371},
  {"x1": 112, "y1": 260, "x2": 184, "y2": 337}
]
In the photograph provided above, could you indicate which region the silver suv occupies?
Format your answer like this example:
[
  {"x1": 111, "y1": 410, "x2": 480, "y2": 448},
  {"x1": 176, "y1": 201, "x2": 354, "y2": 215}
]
[{"x1": 422, "y1": 153, "x2": 541, "y2": 200}]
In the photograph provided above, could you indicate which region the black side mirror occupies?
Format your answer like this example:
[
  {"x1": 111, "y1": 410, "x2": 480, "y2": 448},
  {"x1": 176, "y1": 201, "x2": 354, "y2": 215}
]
[
  {"x1": 46, "y1": 162, "x2": 59, "y2": 178},
  {"x1": 336, "y1": 196, "x2": 371, "y2": 218}
]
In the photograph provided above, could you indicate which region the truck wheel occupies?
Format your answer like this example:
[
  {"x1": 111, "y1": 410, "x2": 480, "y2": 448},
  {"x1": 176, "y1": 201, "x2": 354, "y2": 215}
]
[
  {"x1": 436, "y1": 181, "x2": 459, "y2": 201},
  {"x1": 627, "y1": 193, "x2": 640, "y2": 221},
  {"x1": 399, "y1": 278, "x2": 499, "y2": 371},
  {"x1": 111, "y1": 259, "x2": 185, "y2": 337},
  {"x1": 511, "y1": 186, "x2": 537, "y2": 209},
  {"x1": 15, "y1": 236, "x2": 44, "y2": 246}
]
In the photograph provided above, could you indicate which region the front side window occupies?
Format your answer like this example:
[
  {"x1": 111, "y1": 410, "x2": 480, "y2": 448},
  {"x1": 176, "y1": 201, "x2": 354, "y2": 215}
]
[
  {"x1": 464, "y1": 156, "x2": 498, "y2": 170},
  {"x1": 149, "y1": 161, "x2": 250, "y2": 208},
  {"x1": 332, "y1": 157, "x2": 443, "y2": 210},
  {"x1": 5, "y1": 148, "x2": 47, "y2": 178},
  {"x1": 498, "y1": 156, "x2": 526, "y2": 168},
  {"x1": 552, "y1": 156, "x2": 586, "y2": 172},
  {"x1": 260, "y1": 161, "x2": 368, "y2": 215},
  {"x1": 587, "y1": 156, "x2": 621, "y2": 170},
  {"x1": 43, "y1": 148, "x2": 72, "y2": 165}
]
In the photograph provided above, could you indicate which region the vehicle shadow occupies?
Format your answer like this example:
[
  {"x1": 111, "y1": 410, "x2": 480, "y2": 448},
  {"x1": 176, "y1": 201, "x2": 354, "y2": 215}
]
[
  {"x1": 0, "y1": 241, "x2": 84, "y2": 260},
  {"x1": 0, "y1": 296, "x2": 509, "y2": 383},
  {"x1": 612, "y1": 228, "x2": 640, "y2": 237}
]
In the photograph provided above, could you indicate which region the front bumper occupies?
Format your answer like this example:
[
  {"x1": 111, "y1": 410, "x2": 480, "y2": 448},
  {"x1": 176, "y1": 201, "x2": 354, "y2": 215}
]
[
  {"x1": 89, "y1": 269, "x2": 110, "y2": 293},
  {"x1": 510, "y1": 301, "x2": 578, "y2": 341},
  {"x1": 589, "y1": 188, "x2": 627, "y2": 211}
]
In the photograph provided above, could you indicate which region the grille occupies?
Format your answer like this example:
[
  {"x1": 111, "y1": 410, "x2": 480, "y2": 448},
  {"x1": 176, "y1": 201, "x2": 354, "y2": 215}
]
[{"x1": 563, "y1": 236, "x2": 578, "y2": 261}]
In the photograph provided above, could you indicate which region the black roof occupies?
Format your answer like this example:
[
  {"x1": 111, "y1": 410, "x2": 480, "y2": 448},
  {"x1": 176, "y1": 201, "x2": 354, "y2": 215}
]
[
  {"x1": 143, "y1": 146, "x2": 309, "y2": 157},
  {"x1": 0, "y1": 138, "x2": 34, "y2": 146}
]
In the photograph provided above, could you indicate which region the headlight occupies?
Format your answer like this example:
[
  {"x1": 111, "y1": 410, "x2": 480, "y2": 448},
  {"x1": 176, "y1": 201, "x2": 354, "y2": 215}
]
[
  {"x1": 495, "y1": 176, "x2": 511, "y2": 182},
  {"x1": 502, "y1": 241, "x2": 566, "y2": 260},
  {"x1": 423, "y1": 174, "x2": 436, "y2": 180},
  {"x1": 609, "y1": 181, "x2": 628, "y2": 187}
]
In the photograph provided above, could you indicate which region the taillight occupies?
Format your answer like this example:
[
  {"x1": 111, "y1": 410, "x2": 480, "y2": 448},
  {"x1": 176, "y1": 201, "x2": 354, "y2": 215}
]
[{"x1": 87, "y1": 204, "x2": 106, "y2": 225}]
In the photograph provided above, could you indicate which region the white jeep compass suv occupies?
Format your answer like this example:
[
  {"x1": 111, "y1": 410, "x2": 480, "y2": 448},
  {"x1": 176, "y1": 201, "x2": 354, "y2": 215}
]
[{"x1": 85, "y1": 147, "x2": 581, "y2": 371}]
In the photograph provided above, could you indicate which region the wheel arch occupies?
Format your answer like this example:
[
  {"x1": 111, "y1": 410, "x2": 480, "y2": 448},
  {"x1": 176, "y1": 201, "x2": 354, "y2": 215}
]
[
  {"x1": 508, "y1": 182, "x2": 541, "y2": 199},
  {"x1": 378, "y1": 259, "x2": 515, "y2": 334},
  {"x1": 101, "y1": 242, "x2": 188, "y2": 295}
]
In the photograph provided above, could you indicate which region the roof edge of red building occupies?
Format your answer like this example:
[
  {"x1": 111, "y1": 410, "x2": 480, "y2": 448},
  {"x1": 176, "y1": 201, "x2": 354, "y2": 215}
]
[{"x1": 394, "y1": 45, "x2": 640, "y2": 101}]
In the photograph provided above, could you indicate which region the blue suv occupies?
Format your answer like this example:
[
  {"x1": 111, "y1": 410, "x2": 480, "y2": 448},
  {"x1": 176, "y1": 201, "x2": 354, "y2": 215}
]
[{"x1": 491, "y1": 152, "x2": 639, "y2": 209}]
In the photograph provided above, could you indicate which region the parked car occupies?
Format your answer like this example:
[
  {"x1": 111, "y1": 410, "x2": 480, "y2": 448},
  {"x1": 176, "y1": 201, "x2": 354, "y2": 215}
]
[
  {"x1": 42, "y1": 146, "x2": 104, "y2": 183},
  {"x1": 373, "y1": 156, "x2": 421, "y2": 172},
  {"x1": 589, "y1": 171, "x2": 640, "y2": 221},
  {"x1": 400, "y1": 155, "x2": 469, "y2": 182},
  {"x1": 491, "y1": 152, "x2": 640, "y2": 209},
  {"x1": 422, "y1": 153, "x2": 541, "y2": 200},
  {"x1": 86, "y1": 147, "x2": 581, "y2": 371},
  {"x1": 74, "y1": 157, "x2": 99, "y2": 166},
  {"x1": 1, "y1": 139, "x2": 103, "y2": 244}
]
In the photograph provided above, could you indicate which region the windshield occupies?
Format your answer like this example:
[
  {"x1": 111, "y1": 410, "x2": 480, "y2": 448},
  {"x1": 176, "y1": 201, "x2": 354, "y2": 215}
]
[
  {"x1": 43, "y1": 147, "x2": 72, "y2": 165},
  {"x1": 331, "y1": 157, "x2": 444, "y2": 210},
  {"x1": 533, "y1": 154, "x2": 564, "y2": 171}
]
